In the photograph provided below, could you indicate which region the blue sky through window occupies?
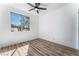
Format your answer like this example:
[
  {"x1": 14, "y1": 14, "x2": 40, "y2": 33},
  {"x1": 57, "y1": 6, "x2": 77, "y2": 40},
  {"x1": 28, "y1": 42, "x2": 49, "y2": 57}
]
[
  {"x1": 11, "y1": 12, "x2": 21, "y2": 26},
  {"x1": 11, "y1": 12, "x2": 30, "y2": 26}
]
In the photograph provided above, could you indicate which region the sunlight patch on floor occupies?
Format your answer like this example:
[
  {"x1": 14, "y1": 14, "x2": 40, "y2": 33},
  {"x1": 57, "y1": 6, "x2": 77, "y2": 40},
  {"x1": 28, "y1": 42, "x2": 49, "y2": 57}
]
[{"x1": 0, "y1": 45, "x2": 29, "y2": 56}]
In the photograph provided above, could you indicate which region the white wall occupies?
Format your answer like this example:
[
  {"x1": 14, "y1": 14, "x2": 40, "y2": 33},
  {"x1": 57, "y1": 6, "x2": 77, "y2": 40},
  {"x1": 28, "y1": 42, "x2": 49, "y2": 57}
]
[
  {"x1": 0, "y1": 4, "x2": 39, "y2": 48},
  {"x1": 39, "y1": 4, "x2": 78, "y2": 49}
]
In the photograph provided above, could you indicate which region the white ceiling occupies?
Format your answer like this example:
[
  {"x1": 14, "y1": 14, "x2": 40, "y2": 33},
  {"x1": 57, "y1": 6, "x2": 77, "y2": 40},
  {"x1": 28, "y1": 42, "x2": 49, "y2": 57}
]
[
  {"x1": 38, "y1": 3, "x2": 69, "y2": 14},
  {"x1": 44, "y1": 3, "x2": 68, "y2": 8},
  {"x1": 10, "y1": 3, "x2": 69, "y2": 15}
]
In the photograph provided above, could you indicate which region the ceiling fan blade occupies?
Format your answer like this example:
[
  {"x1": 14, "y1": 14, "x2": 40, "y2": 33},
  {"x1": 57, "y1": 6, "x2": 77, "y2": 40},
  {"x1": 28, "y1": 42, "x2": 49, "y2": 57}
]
[
  {"x1": 29, "y1": 8, "x2": 35, "y2": 11},
  {"x1": 27, "y1": 3, "x2": 35, "y2": 7},
  {"x1": 37, "y1": 10, "x2": 39, "y2": 14},
  {"x1": 38, "y1": 7, "x2": 47, "y2": 10}
]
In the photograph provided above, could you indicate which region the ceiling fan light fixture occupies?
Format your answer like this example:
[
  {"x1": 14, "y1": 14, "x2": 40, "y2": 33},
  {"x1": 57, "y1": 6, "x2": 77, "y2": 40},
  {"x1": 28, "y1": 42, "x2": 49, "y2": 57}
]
[{"x1": 35, "y1": 8, "x2": 38, "y2": 11}]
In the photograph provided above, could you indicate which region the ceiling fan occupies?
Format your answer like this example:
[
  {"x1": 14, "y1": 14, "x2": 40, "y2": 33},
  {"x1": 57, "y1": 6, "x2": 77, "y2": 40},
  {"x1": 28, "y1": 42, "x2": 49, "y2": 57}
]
[{"x1": 27, "y1": 3, "x2": 47, "y2": 14}]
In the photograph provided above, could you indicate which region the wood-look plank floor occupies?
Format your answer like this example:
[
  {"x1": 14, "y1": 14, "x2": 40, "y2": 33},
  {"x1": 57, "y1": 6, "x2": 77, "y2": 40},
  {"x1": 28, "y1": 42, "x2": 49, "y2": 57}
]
[
  {"x1": 27, "y1": 38, "x2": 79, "y2": 56},
  {"x1": 0, "y1": 38, "x2": 79, "y2": 56}
]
